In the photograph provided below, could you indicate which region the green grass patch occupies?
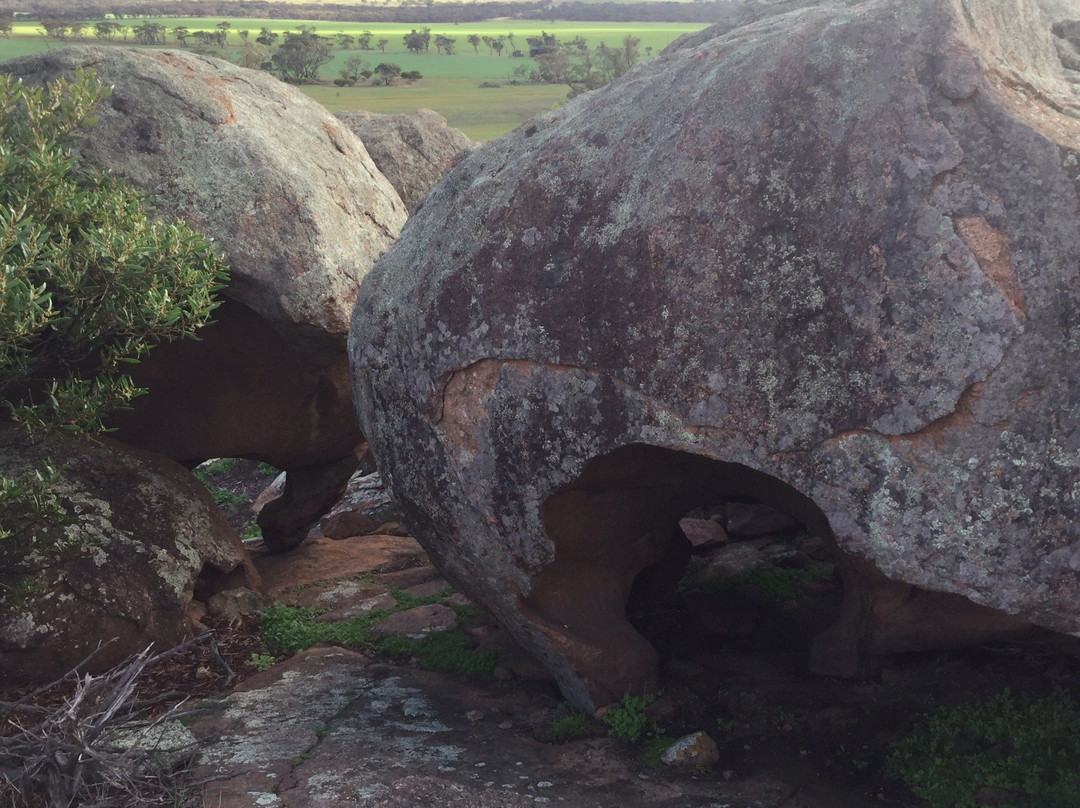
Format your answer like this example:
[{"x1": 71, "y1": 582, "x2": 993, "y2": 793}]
[
  {"x1": 256, "y1": 593, "x2": 496, "y2": 677},
  {"x1": 374, "y1": 630, "x2": 497, "y2": 676},
  {"x1": 536, "y1": 705, "x2": 596, "y2": 743},
  {"x1": 885, "y1": 688, "x2": 1080, "y2": 808},
  {"x1": 636, "y1": 730, "x2": 676, "y2": 768},
  {"x1": 709, "y1": 561, "x2": 833, "y2": 603},
  {"x1": 195, "y1": 457, "x2": 238, "y2": 478}
]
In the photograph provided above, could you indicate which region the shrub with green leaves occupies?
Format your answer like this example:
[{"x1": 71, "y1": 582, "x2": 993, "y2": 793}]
[
  {"x1": 0, "y1": 68, "x2": 227, "y2": 435},
  {"x1": 602, "y1": 694, "x2": 654, "y2": 743},
  {"x1": 886, "y1": 688, "x2": 1080, "y2": 808}
]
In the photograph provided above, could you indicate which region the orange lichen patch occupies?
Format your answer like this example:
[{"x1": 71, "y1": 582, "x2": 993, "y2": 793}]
[
  {"x1": 149, "y1": 51, "x2": 194, "y2": 70},
  {"x1": 321, "y1": 122, "x2": 351, "y2": 155},
  {"x1": 436, "y1": 359, "x2": 506, "y2": 456},
  {"x1": 985, "y1": 72, "x2": 1080, "y2": 149},
  {"x1": 954, "y1": 215, "x2": 1026, "y2": 322},
  {"x1": 200, "y1": 76, "x2": 238, "y2": 125},
  {"x1": 824, "y1": 382, "x2": 984, "y2": 452},
  {"x1": 901, "y1": 381, "x2": 984, "y2": 451}
]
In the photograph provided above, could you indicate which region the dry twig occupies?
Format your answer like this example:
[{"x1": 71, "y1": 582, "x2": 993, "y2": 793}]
[{"x1": 0, "y1": 637, "x2": 228, "y2": 807}]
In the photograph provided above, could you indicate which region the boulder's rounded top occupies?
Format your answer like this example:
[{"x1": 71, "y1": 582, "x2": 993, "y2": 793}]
[
  {"x1": 335, "y1": 107, "x2": 472, "y2": 212},
  {"x1": 2, "y1": 46, "x2": 407, "y2": 337}
]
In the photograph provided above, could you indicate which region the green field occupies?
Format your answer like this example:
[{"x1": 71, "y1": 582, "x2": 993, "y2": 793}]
[{"x1": 1, "y1": 18, "x2": 706, "y2": 139}]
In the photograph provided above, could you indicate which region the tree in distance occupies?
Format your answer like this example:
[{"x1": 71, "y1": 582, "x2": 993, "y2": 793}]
[
  {"x1": 271, "y1": 28, "x2": 334, "y2": 83},
  {"x1": 373, "y1": 61, "x2": 403, "y2": 85},
  {"x1": 403, "y1": 27, "x2": 432, "y2": 54}
]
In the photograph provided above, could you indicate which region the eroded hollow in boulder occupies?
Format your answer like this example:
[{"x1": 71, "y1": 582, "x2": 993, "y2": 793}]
[
  {"x1": 527, "y1": 443, "x2": 1039, "y2": 705},
  {"x1": 526, "y1": 444, "x2": 836, "y2": 702}
]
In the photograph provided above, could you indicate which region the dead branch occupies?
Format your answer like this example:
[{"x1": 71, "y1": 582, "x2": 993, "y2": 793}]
[{"x1": 0, "y1": 636, "x2": 228, "y2": 807}]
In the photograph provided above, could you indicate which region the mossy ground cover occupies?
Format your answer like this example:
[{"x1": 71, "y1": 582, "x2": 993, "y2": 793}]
[
  {"x1": 257, "y1": 586, "x2": 497, "y2": 677},
  {"x1": 885, "y1": 688, "x2": 1080, "y2": 808},
  {"x1": 0, "y1": 18, "x2": 705, "y2": 138}
]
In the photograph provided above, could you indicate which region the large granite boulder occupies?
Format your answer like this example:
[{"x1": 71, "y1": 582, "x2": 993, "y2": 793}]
[
  {"x1": 335, "y1": 108, "x2": 472, "y2": 211},
  {"x1": 351, "y1": 0, "x2": 1080, "y2": 711},
  {"x1": 0, "y1": 427, "x2": 255, "y2": 682},
  {"x1": 1, "y1": 47, "x2": 407, "y2": 551}
]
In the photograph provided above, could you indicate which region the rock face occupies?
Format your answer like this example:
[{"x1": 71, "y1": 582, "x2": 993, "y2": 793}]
[
  {"x1": 335, "y1": 108, "x2": 472, "y2": 211},
  {"x1": 1, "y1": 47, "x2": 407, "y2": 551},
  {"x1": 351, "y1": 0, "x2": 1080, "y2": 711},
  {"x1": 319, "y1": 469, "x2": 399, "y2": 539},
  {"x1": 0, "y1": 427, "x2": 254, "y2": 682}
]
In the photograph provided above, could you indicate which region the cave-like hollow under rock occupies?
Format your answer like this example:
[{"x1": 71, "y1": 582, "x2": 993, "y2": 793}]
[{"x1": 520, "y1": 443, "x2": 1038, "y2": 710}]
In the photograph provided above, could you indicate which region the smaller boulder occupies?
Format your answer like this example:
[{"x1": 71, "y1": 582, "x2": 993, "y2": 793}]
[
  {"x1": 335, "y1": 108, "x2": 471, "y2": 211},
  {"x1": 679, "y1": 517, "x2": 728, "y2": 549},
  {"x1": 319, "y1": 470, "x2": 399, "y2": 539},
  {"x1": 724, "y1": 503, "x2": 798, "y2": 538},
  {"x1": 660, "y1": 731, "x2": 720, "y2": 767},
  {"x1": 0, "y1": 427, "x2": 255, "y2": 682}
]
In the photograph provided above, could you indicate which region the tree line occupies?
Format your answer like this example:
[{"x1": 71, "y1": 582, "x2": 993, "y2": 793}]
[{"x1": 2, "y1": 0, "x2": 742, "y2": 25}]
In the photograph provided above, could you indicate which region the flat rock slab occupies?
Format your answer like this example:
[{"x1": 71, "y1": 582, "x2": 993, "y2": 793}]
[
  {"x1": 252, "y1": 535, "x2": 427, "y2": 604},
  {"x1": 370, "y1": 604, "x2": 458, "y2": 637},
  {"x1": 191, "y1": 648, "x2": 851, "y2": 808}
]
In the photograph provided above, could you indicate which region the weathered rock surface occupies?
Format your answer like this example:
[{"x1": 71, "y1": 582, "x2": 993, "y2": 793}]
[
  {"x1": 335, "y1": 108, "x2": 472, "y2": 211},
  {"x1": 0, "y1": 427, "x2": 254, "y2": 682},
  {"x1": 319, "y1": 469, "x2": 399, "y2": 539},
  {"x1": 191, "y1": 647, "x2": 841, "y2": 808},
  {"x1": 1, "y1": 47, "x2": 407, "y2": 552},
  {"x1": 351, "y1": 0, "x2": 1080, "y2": 711}
]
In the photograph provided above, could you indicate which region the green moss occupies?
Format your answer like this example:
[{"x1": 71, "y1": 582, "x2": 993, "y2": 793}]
[{"x1": 374, "y1": 630, "x2": 497, "y2": 677}]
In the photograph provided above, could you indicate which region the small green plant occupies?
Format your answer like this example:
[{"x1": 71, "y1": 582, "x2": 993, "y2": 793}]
[
  {"x1": 635, "y1": 730, "x2": 675, "y2": 768},
  {"x1": 315, "y1": 723, "x2": 330, "y2": 739},
  {"x1": 256, "y1": 462, "x2": 279, "y2": 477},
  {"x1": 0, "y1": 460, "x2": 66, "y2": 543},
  {"x1": 536, "y1": 705, "x2": 595, "y2": 743},
  {"x1": 886, "y1": 688, "x2": 1080, "y2": 808},
  {"x1": 194, "y1": 457, "x2": 237, "y2": 479},
  {"x1": 249, "y1": 652, "x2": 277, "y2": 671},
  {"x1": 602, "y1": 694, "x2": 654, "y2": 743},
  {"x1": 291, "y1": 752, "x2": 312, "y2": 766},
  {"x1": 240, "y1": 520, "x2": 262, "y2": 539},
  {"x1": 258, "y1": 602, "x2": 327, "y2": 654},
  {"x1": 209, "y1": 487, "x2": 245, "y2": 509}
]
